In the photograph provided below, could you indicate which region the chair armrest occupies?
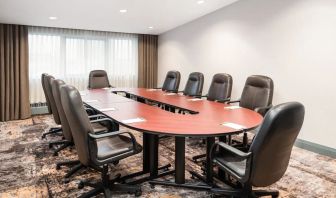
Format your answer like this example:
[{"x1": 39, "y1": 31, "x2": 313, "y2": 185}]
[
  {"x1": 210, "y1": 142, "x2": 251, "y2": 161},
  {"x1": 89, "y1": 130, "x2": 137, "y2": 150},
  {"x1": 90, "y1": 117, "x2": 113, "y2": 124},
  {"x1": 88, "y1": 114, "x2": 106, "y2": 120},
  {"x1": 215, "y1": 98, "x2": 231, "y2": 103},
  {"x1": 254, "y1": 105, "x2": 273, "y2": 116},
  {"x1": 85, "y1": 107, "x2": 95, "y2": 115},
  {"x1": 227, "y1": 99, "x2": 240, "y2": 104}
]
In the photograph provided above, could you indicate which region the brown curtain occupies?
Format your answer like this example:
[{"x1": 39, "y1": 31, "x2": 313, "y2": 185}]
[
  {"x1": 0, "y1": 24, "x2": 31, "y2": 121},
  {"x1": 138, "y1": 34, "x2": 158, "y2": 88}
]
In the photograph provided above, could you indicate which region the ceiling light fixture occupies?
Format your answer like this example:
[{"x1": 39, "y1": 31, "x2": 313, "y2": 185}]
[
  {"x1": 49, "y1": 16, "x2": 58, "y2": 20},
  {"x1": 197, "y1": 0, "x2": 205, "y2": 4},
  {"x1": 119, "y1": 9, "x2": 127, "y2": 13},
  {"x1": 148, "y1": 26, "x2": 153, "y2": 29}
]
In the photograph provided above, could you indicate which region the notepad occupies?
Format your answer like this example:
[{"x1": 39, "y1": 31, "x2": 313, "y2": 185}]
[
  {"x1": 99, "y1": 107, "x2": 117, "y2": 112},
  {"x1": 164, "y1": 93, "x2": 177, "y2": 96},
  {"x1": 187, "y1": 98, "x2": 203, "y2": 101},
  {"x1": 122, "y1": 117, "x2": 146, "y2": 124},
  {"x1": 221, "y1": 122, "x2": 246, "y2": 130},
  {"x1": 147, "y1": 89, "x2": 159, "y2": 91},
  {"x1": 84, "y1": 99, "x2": 98, "y2": 103},
  {"x1": 224, "y1": 106, "x2": 241, "y2": 110}
]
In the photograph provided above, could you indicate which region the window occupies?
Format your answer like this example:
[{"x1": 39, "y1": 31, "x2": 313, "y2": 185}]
[{"x1": 28, "y1": 27, "x2": 138, "y2": 104}]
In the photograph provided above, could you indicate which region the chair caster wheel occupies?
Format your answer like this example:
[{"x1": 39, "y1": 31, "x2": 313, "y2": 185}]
[
  {"x1": 53, "y1": 152, "x2": 58, "y2": 156},
  {"x1": 113, "y1": 160, "x2": 119, "y2": 165},
  {"x1": 150, "y1": 184, "x2": 155, "y2": 189},
  {"x1": 48, "y1": 144, "x2": 52, "y2": 149},
  {"x1": 41, "y1": 135, "x2": 46, "y2": 139},
  {"x1": 78, "y1": 181, "x2": 84, "y2": 189},
  {"x1": 63, "y1": 178, "x2": 70, "y2": 183},
  {"x1": 56, "y1": 164, "x2": 61, "y2": 170},
  {"x1": 134, "y1": 190, "x2": 142, "y2": 197}
]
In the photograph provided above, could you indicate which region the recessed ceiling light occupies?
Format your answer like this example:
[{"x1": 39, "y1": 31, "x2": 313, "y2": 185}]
[
  {"x1": 148, "y1": 26, "x2": 154, "y2": 29},
  {"x1": 197, "y1": 0, "x2": 205, "y2": 4},
  {"x1": 119, "y1": 9, "x2": 127, "y2": 13},
  {"x1": 49, "y1": 16, "x2": 58, "y2": 20}
]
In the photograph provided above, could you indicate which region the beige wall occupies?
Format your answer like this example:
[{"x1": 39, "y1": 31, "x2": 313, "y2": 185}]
[{"x1": 158, "y1": 0, "x2": 336, "y2": 149}]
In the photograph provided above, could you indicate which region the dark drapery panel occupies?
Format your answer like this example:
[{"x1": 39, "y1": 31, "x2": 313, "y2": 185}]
[
  {"x1": 0, "y1": 24, "x2": 31, "y2": 121},
  {"x1": 138, "y1": 34, "x2": 158, "y2": 88}
]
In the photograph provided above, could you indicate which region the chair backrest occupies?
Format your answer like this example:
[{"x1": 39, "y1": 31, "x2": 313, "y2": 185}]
[
  {"x1": 60, "y1": 85, "x2": 94, "y2": 166},
  {"x1": 41, "y1": 73, "x2": 52, "y2": 113},
  {"x1": 44, "y1": 75, "x2": 61, "y2": 125},
  {"x1": 162, "y1": 70, "x2": 181, "y2": 92},
  {"x1": 88, "y1": 70, "x2": 111, "y2": 89},
  {"x1": 239, "y1": 75, "x2": 274, "y2": 111},
  {"x1": 51, "y1": 79, "x2": 73, "y2": 142},
  {"x1": 183, "y1": 72, "x2": 204, "y2": 96},
  {"x1": 249, "y1": 102, "x2": 305, "y2": 187},
  {"x1": 207, "y1": 73, "x2": 233, "y2": 101}
]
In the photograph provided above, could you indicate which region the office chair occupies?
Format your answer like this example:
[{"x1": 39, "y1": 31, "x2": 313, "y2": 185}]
[
  {"x1": 210, "y1": 102, "x2": 305, "y2": 197},
  {"x1": 60, "y1": 85, "x2": 142, "y2": 197},
  {"x1": 192, "y1": 73, "x2": 233, "y2": 162},
  {"x1": 51, "y1": 79, "x2": 118, "y2": 181},
  {"x1": 88, "y1": 70, "x2": 112, "y2": 89},
  {"x1": 160, "y1": 70, "x2": 181, "y2": 92},
  {"x1": 41, "y1": 73, "x2": 62, "y2": 138},
  {"x1": 228, "y1": 75, "x2": 274, "y2": 148},
  {"x1": 182, "y1": 72, "x2": 204, "y2": 97}
]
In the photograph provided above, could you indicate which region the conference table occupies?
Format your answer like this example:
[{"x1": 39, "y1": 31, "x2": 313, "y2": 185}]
[{"x1": 81, "y1": 87, "x2": 263, "y2": 189}]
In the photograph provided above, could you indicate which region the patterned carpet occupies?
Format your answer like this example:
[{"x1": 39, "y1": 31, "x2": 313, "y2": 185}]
[{"x1": 0, "y1": 115, "x2": 335, "y2": 198}]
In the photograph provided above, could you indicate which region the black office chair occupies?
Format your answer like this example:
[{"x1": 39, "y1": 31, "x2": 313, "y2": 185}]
[
  {"x1": 228, "y1": 75, "x2": 274, "y2": 148},
  {"x1": 210, "y1": 102, "x2": 305, "y2": 197},
  {"x1": 182, "y1": 72, "x2": 204, "y2": 97},
  {"x1": 160, "y1": 70, "x2": 181, "y2": 92},
  {"x1": 60, "y1": 84, "x2": 142, "y2": 197},
  {"x1": 192, "y1": 73, "x2": 233, "y2": 162},
  {"x1": 51, "y1": 79, "x2": 117, "y2": 181},
  {"x1": 41, "y1": 73, "x2": 62, "y2": 138},
  {"x1": 88, "y1": 70, "x2": 112, "y2": 89}
]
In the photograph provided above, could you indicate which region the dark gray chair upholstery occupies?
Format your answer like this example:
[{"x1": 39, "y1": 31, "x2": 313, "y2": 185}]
[
  {"x1": 88, "y1": 70, "x2": 111, "y2": 89},
  {"x1": 41, "y1": 73, "x2": 52, "y2": 113},
  {"x1": 207, "y1": 73, "x2": 233, "y2": 102},
  {"x1": 210, "y1": 102, "x2": 305, "y2": 197},
  {"x1": 60, "y1": 84, "x2": 142, "y2": 197},
  {"x1": 183, "y1": 72, "x2": 204, "y2": 97},
  {"x1": 234, "y1": 75, "x2": 274, "y2": 116},
  {"x1": 41, "y1": 74, "x2": 62, "y2": 138},
  {"x1": 161, "y1": 71, "x2": 181, "y2": 92}
]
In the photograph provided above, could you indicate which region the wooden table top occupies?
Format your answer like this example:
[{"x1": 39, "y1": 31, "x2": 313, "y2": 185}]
[{"x1": 82, "y1": 88, "x2": 263, "y2": 137}]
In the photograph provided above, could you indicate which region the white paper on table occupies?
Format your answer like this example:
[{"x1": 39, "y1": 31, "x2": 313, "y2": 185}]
[
  {"x1": 221, "y1": 122, "x2": 246, "y2": 130},
  {"x1": 84, "y1": 99, "x2": 99, "y2": 103},
  {"x1": 147, "y1": 89, "x2": 159, "y2": 91},
  {"x1": 102, "y1": 87, "x2": 110, "y2": 90},
  {"x1": 122, "y1": 117, "x2": 146, "y2": 124},
  {"x1": 80, "y1": 91, "x2": 87, "y2": 96},
  {"x1": 187, "y1": 98, "x2": 203, "y2": 101},
  {"x1": 164, "y1": 93, "x2": 177, "y2": 96},
  {"x1": 99, "y1": 107, "x2": 117, "y2": 112},
  {"x1": 224, "y1": 106, "x2": 241, "y2": 110}
]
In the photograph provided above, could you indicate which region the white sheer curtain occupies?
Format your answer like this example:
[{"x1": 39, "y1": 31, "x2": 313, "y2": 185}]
[{"x1": 28, "y1": 26, "x2": 138, "y2": 104}]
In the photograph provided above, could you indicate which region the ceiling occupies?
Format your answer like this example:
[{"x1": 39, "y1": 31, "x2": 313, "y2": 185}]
[{"x1": 0, "y1": 0, "x2": 238, "y2": 35}]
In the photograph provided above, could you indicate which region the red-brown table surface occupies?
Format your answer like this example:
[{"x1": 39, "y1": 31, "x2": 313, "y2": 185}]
[{"x1": 82, "y1": 88, "x2": 263, "y2": 137}]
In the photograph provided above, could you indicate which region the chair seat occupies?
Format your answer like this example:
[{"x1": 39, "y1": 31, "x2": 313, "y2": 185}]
[
  {"x1": 96, "y1": 135, "x2": 142, "y2": 161},
  {"x1": 92, "y1": 122, "x2": 109, "y2": 133},
  {"x1": 215, "y1": 152, "x2": 247, "y2": 178}
]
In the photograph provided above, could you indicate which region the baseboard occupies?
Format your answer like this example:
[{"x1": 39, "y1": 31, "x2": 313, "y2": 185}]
[
  {"x1": 295, "y1": 139, "x2": 336, "y2": 158},
  {"x1": 31, "y1": 106, "x2": 49, "y2": 115}
]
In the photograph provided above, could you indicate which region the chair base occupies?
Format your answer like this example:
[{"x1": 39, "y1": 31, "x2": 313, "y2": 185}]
[
  {"x1": 56, "y1": 160, "x2": 86, "y2": 182},
  {"x1": 78, "y1": 165, "x2": 141, "y2": 198},
  {"x1": 192, "y1": 153, "x2": 206, "y2": 162},
  {"x1": 41, "y1": 127, "x2": 62, "y2": 139},
  {"x1": 211, "y1": 185, "x2": 279, "y2": 198},
  {"x1": 48, "y1": 140, "x2": 73, "y2": 156}
]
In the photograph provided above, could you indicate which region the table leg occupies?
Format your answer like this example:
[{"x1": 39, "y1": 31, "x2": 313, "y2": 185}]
[
  {"x1": 149, "y1": 134, "x2": 159, "y2": 178},
  {"x1": 205, "y1": 137, "x2": 215, "y2": 183},
  {"x1": 175, "y1": 136, "x2": 185, "y2": 184}
]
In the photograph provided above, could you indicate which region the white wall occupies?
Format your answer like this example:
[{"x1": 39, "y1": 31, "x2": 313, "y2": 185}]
[{"x1": 158, "y1": 0, "x2": 336, "y2": 149}]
